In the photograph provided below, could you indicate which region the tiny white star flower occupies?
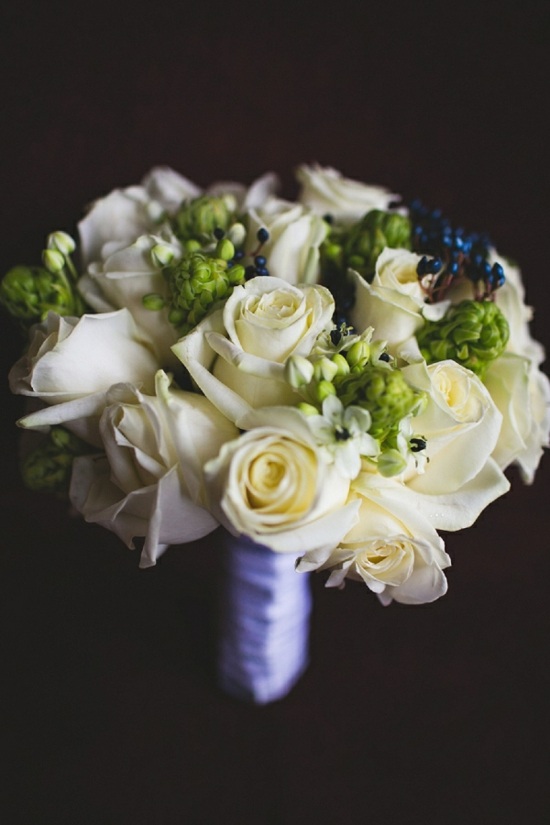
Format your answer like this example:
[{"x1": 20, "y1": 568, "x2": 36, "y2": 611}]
[{"x1": 307, "y1": 395, "x2": 379, "y2": 479}]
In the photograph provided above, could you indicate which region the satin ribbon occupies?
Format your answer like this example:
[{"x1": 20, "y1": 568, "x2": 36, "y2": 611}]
[{"x1": 219, "y1": 531, "x2": 312, "y2": 704}]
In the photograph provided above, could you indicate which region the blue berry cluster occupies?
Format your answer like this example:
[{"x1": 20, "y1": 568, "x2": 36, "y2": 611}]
[
  {"x1": 409, "y1": 200, "x2": 505, "y2": 302},
  {"x1": 244, "y1": 228, "x2": 271, "y2": 279}
]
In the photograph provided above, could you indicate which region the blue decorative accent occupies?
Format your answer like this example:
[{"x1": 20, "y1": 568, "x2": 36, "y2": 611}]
[{"x1": 409, "y1": 197, "x2": 504, "y2": 301}]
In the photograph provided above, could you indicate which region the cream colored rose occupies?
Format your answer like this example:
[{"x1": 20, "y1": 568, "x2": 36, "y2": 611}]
[
  {"x1": 70, "y1": 371, "x2": 239, "y2": 568},
  {"x1": 10, "y1": 309, "x2": 159, "y2": 443},
  {"x1": 296, "y1": 164, "x2": 399, "y2": 224},
  {"x1": 485, "y1": 353, "x2": 550, "y2": 482},
  {"x1": 78, "y1": 185, "x2": 164, "y2": 268},
  {"x1": 349, "y1": 249, "x2": 447, "y2": 357},
  {"x1": 172, "y1": 277, "x2": 335, "y2": 422},
  {"x1": 245, "y1": 198, "x2": 328, "y2": 284},
  {"x1": 78, "y1": 233, "x2": 181, "y2": 365},
  {"x1": 141, "y1": 166, "x2": 202, "y2": 215},
  {"x1": 142, "y1": 165, "x2": 278, "y2": 216},
  {"x1": 204, "y1": 407, "x2": 360, "y2": 554},
  {"x1": 297, "y1": 472, "x2": 450, "y2": 605},
  {"x1": 400, "y1": 360, "x2": 509, "y2": 530},
  {"x1": 485, "y1": 253, "x2": 550, "y2": 480}
]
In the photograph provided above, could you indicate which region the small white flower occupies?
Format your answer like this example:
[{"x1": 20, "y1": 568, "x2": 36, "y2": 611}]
[{"x1": 307, "y1": 395, "x2": 379, "y2": 479}]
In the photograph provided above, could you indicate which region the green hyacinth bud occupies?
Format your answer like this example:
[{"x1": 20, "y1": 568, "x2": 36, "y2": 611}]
[
  {"x1": 345, "y1": 340, "x2": 371, "y2": 371},
  {"x1": 216, "y1": 238, "x2": 235, "y2": 262},
  {"x1": 285, "y1": 355, "x2": 315, "y2": 389},
  {"x1": 0, "y1": 264, "x2": 85, "y2": 325},
  {"x1": 330, "y1": 353, "x2": 350, "y2": 377},
  {"x1": 336, "y1": 363, "x2": 424, "y2": 444},
  {"x1": 313, "y1": 379, "x2": 337, "y2": 403},
  {"x1": 42, "y1": 249, "x2": 65, "y2": 273},
  {"x1": 173, "y1": 195, "x2": 236, "y2": 244},
  {"x1": 313, "y1": 356, "x2": 339, "y2": 383},
  {"x1": 47, "y1": 231, "x2": 76, "y2": 256},
  {"x1": 164, "y1": 250, "x2": 245, "y2": 334},
  {"x1": 344, "y1": 210, "x2": 412, "y2": 280},
  {"x1": 377, "y1": 448, "x2": 408, "y2": 478},
  {"x1": 21, "y1": 426, "x2": 93, "y2": 495},
  {"x1": 416, "y1": 299, "x2": 510, "y2": 377},
  {"x1": 151, "y1": 243, "x2": 177, "y2": 268},
  {"x1": 297, "y1": 402, "x2": 320, "y2": 417}
]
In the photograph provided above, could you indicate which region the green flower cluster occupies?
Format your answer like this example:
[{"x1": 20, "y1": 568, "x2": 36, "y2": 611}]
[
  {"x1": 163, "y1": 242, "x2": 245, "y2": 335},
  {"x1": 21, "y1": 426, "x2": 93, "y2": 495},
  {"x1": 0, "y1": 265, "x2": 85, "y2": 326},
  {"x1": 286, "y1": 334, "x2": 425, "y2": 463},
  {"x1": 0, "y1": 232, "x2": 84, "y2": 330},
  {"x1": 416, "y1": 299, "x2": 510, "y2": 377},
  {"x1": 336, "y1": 363, "x2": 424, "y2": 444},
  {"x1": 321, "y1": 209, "x2": 412, "y2": 282},
  {"x1": 140, "y1": 196, "x2": 250, "y2": 335},
  {"x1": 173, "y1": 194, "x2": 237, "y2": 246}
]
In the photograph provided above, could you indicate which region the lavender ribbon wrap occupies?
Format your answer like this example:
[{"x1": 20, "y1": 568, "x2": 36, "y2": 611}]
[{"x1": 218, "y1": 530, "x2": 312, "y2": 704}]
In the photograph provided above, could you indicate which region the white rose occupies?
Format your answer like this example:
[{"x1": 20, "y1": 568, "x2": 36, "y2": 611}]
[
  {"x1": 297, "y1": 472, "x2": 450, "y2": 606},
  {"x1": 78, "y1": 233, "x2": 181, "y2": 365},
  {"x1": 245, "y1": 198, "x2": 328, "y2": 284},
  {"x1": 204, "y1": 407, "x2": 360, "y2": 554},
  {"x1": 172, "y1": 277, "x2": 335, "y2": 422},
  {"x1": 485, "y1": 353, "x2": 550, "y2": 482},
  {"x1": 492, "y1": 252, "x2": 545, "y2": 366},
  {"x1": 349, "y1": 249, "x2": 447, "y2": 357},
  {"x1": 401, "y1": 360, "x2": 509, "y2": 530},
  {"x1": 10, "y1": 309, "x2": 158, "y2": 442},
  {"x1": 142, "y1": 166, "x2": 278, "y2": 215},
  {"x1": 70, "y1": 371, "x2": 239, "y2": 568},
  {"x1": 78, "y1": 185, "x2": 164, "y2": 268},
  {"x1": 296, "y1": 164, "x2": 400, "y2": 224},
  {"x1": 483, "y1": 253, "x2": 550, "y2": 480},
  {"x1": 141, "y1": 166, "x2": 202, "y2": 215}
]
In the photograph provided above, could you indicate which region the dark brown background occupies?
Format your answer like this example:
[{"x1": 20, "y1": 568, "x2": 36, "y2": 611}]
[{"x1": 1, "y1": 2, "x2": 549, "y2": 823}]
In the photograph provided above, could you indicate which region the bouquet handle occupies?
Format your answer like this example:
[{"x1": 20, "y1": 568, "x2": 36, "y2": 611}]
[{"x1": 218, "y1": 530, "x2": 312, "y2": 704}]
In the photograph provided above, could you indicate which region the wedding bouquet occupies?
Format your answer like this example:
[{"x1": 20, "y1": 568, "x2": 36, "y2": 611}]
[{"x1": 3, "y1": 165, "x2": 549, "y2": 701}]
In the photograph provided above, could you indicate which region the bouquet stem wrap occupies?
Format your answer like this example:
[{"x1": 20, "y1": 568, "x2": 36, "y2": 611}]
[{"x1": 218, "y1": 530, "x2": 312, "y2": 704}]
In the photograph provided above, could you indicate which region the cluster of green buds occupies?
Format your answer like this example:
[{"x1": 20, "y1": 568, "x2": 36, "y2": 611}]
[
  {"x1": 286, "y1": 332, "x2": 426, "y2": 476},
  {"x1": 172, "y1": 194, "x2": 239, "y2": 248},
  {"x1": 0, "y1": 231, "x2": 85, "y2": 329},
  {"x1": 20, "y1": 426, "x2": 94, "y2": 495},
  {"x1": 144, "y1": 238, "x2": 246, "y2": 335},
  {"x1": 321, "y1": 209, "x2": 412, "y2": 283},
  {"x1": 336, "y1": 362, "x2": 425, "y2": 444},
  {"x1": 416, "y1": 298, "x2": 510, "y2": 378}
]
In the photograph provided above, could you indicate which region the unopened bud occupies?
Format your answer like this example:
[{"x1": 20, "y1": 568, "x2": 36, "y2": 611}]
[
  {"x1": 142, "y1": 293, "x2": 166, "y2": 311},
  {"x1": 346, "y1": 340, "x2": 370, "y2": 369},
  {"x1": 297, "y1": 402, "x2": 320, "y2": 417},
  {"x1": 184, "y1": 239, "x2": 202, "y2": 254},
  {"x1": 331, "y1": 353, "x2": 350, "y2": 376},
  {"x1": 151, "y1": 243, "x2": 176, "y2": 267},
  {"x1": 42, "y1": 249, "x2": 65, "y2": 273},
  {"x1": 378, "y1": 449, "x2": 407, "y2": 477},
  {"x1": 314, "y1": 380, "x2": 337, "y2": 403},
  {"x1": 47, "y1": 231, "x2": 76, "y2": 255},
  {"x1": 228, "y1": 222, "x2": 246, "y2": 247},
  {"x1": 313, "y1": 357, "x2": 339, "y2": 382},
  {"x1": 285, "y1": 355, "x2": 314, "y2": 388},
  {"x1": 216, "y1": 238, "x2": 235, "y2": 262}
]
